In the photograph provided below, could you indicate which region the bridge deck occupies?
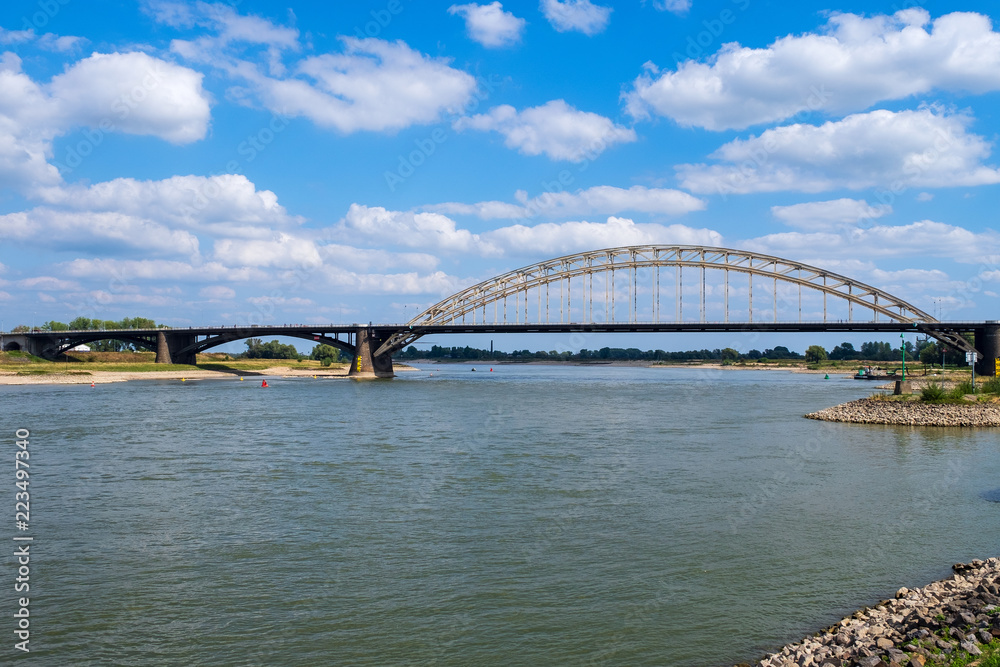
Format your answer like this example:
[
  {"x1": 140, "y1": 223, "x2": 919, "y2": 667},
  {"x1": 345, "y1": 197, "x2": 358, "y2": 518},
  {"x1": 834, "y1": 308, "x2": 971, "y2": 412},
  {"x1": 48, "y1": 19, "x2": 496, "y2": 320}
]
[{"x1": 17, "y1": 321, "x2": 989, "y2": 338}]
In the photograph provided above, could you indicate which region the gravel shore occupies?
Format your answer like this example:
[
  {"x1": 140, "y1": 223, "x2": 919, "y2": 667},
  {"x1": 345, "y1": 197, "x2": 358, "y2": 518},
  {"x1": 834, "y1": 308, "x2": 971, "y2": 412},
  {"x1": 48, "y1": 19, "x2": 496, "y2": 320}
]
[
  {"x1": 745, "y1": 559, "x2": 1000, "y2": 667},
  {"x1": 806, "y1": 398, "x2": 1000, "y2": 426}
]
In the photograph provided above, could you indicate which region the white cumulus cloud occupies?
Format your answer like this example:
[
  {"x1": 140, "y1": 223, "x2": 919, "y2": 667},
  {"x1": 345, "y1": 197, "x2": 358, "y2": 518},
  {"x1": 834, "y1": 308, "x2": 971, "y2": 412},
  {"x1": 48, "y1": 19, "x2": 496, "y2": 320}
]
[
  {"x1": 177, "y1": 35, "x2": 477, "y2": 134},
  {"x1": 213, "y1": 234, "x2": 322, "y2": 269},
  {"x1": 0, "y1": 53, "x2": 63, "y2": 191},
  {"x1": 0, "y1": 208, "x2": 200, "y2": 257},
  {"x1": 35, "y1": 174, "x2": 297, "y2": 237},
  {"x1": 449, "y1": 2, "x2": 526, "y2": 48},
  {"x1": 454, "y1": 99, "x2": 635, "y2": 161},
  {"x1": 625, "y1": 10, "x2": 1000, "y2": 130},
  {"x1": 199, "y1": 285, "x2": 237, "y2": 300},
  {"x1": 741, "y1": 220, "x2": 1000, "y2": 264},
  {"x1": 678, "y1": 108, "x2": 1000, "y2": 194},
  {"x1": 427, "y1": 185, "x2": 705, "y2": 219},
  {"x1": 484, "y1": 216, "x2": 722, "y2": 256},
  {"x1": 336, "y1": 204, "x2": 495, "y2": 255},
  {"x1": 50, "y1": 51, "x2": 211, "y2": 144},
  {"x1": 651, "y1": 0, "x2": 691, "y2": 15},
  {"x1": 771, "y1": 199, "x2": 891, "y2": 231},
  {"x1": 540, "y1": 0, "x2": 612, "y2": 35}
]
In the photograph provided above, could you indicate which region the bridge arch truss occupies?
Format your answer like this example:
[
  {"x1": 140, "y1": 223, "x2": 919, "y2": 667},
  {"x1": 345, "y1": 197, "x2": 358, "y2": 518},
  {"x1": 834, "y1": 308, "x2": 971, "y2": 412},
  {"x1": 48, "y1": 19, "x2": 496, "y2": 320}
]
[{"x1": 380, "y1": 245, "x2": 975, "y2": 356}]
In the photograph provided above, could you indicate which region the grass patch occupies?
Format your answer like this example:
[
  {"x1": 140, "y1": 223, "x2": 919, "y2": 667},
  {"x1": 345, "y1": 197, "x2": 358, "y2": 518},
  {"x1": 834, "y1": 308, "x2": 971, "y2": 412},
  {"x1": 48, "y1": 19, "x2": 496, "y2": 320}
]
[
  {"x1": 0, "y1": 351, "x2": 50, "y2": 364},
  {"x1": 65, "y1": 351, "x2": 156, "y2": 363}
]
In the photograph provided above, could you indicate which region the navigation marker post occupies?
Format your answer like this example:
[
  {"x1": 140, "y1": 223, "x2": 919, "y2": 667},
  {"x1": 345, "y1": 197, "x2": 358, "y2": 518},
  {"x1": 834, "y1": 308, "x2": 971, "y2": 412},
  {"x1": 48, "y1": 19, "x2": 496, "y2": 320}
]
[{"x1": 900, "y1": 333, "x2": 906, "y2": 380}]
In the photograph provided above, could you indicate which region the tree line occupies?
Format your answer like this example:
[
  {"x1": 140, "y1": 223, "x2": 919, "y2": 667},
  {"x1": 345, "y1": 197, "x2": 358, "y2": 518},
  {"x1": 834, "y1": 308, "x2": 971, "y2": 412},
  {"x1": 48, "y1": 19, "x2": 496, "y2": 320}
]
[
  {"x1": 396, "y1": 344, "x2": 806, "y2": 362},
  {"x1": 398, "y1": 338, "x2": 972, "y2": 366}
]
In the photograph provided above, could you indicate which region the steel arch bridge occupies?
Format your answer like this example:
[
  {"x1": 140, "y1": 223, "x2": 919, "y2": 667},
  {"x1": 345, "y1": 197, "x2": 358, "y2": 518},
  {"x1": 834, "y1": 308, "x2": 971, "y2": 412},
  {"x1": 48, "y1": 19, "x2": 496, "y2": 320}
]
[
  {"x1": 15, "y1": 245, "x2": 996, "y2": 377},
  {"x1": 376, "y1": 245, "x2": 979, "y2": 360}
]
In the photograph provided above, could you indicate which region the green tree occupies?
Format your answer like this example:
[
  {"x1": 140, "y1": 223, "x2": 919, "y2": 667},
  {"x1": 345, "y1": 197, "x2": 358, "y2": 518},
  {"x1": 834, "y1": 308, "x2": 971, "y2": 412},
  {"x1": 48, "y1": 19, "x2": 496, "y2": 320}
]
[
  {"x1": 805, "y1": 345, "x2": 828, "y2": 363},
  {"x1": 919, "y1": 343, "x2": 940, "y2": 366},
  {"x1": 42, "y1": 321, "x2": 69, "y2": 331},
  {"x1": 721, "y1": 347, "x2": 740, "y2": 361},
  {"x1": 829, "y1": 342, "x2": 858, "y2": 360},
  {"x1": 244, "y1": 339, "x2": 301, "y2": 359},
  {"x1": 310, "y1": 344, "x2": 340, "y2": 364}
]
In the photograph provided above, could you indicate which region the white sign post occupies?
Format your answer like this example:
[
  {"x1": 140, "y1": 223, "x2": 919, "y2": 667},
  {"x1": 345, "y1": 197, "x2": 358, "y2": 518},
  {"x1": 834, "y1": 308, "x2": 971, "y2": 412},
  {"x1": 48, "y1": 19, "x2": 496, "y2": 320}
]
[{"x1": 966, "y1": 351, "x2": 977, "y2": 392}]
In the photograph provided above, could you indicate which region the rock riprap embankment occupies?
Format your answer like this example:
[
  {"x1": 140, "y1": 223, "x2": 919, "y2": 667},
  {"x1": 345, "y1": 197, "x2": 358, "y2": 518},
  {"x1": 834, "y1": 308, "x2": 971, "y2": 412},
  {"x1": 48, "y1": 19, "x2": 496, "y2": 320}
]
[
  {"x1": 746, "y1": 559, "x2": 1000, "y2": 667},
  {"x1": 806, "y1": 398, "x2": 1000, "y2": 426}
]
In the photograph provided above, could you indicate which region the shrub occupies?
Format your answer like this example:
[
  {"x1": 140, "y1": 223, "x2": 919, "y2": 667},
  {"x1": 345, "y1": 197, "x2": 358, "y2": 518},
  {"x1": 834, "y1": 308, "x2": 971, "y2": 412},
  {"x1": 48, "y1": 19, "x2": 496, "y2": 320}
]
[
  {"x1": 921, "y1": 382, "x2": 946, "y2": 402},
  {"x1": 981, "y1": 376, "x2": 1000, "y2": 395},
  {"x1": 949, "y1": 381, "x2": 974, "y2": 398}
]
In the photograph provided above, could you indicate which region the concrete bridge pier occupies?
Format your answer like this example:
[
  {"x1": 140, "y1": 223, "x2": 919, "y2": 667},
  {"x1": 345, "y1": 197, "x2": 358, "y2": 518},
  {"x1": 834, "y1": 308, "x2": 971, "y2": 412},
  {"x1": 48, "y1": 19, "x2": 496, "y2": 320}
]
[
  {"x1": 23, "y1": 335, "x2": 58, "y2": 359},
  {"x1": 348, "y1": 328, "x2": 395, "y2": 378},
  {"x1": 974, "y1": 322, "x2": 1000, "y2": 377},
  {"x1": 154, "y1": 331, "x2": 197, "y2": 365}
]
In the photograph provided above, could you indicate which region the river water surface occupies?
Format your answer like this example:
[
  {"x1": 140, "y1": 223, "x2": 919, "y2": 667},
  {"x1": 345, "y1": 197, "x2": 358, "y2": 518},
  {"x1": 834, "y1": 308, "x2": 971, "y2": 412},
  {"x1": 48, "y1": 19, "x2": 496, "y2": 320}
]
[{"x1": 3, "y1": 366, "x2": 999, "y2": 665}]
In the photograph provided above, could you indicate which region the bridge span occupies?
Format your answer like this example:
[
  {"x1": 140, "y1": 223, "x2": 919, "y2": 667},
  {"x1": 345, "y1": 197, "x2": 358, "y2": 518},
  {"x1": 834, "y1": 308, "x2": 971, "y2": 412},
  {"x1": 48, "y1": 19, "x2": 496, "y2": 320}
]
[{"x1": 6, "y1": 245, "x2": 999, "y2": 377}]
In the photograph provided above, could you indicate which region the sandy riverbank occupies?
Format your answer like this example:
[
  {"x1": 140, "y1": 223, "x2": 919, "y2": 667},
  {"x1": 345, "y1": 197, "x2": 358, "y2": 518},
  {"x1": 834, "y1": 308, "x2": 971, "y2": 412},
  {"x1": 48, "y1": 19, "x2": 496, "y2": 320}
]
[{"x1": 0, "y1": 364, "x2": 420, "y2": 385}]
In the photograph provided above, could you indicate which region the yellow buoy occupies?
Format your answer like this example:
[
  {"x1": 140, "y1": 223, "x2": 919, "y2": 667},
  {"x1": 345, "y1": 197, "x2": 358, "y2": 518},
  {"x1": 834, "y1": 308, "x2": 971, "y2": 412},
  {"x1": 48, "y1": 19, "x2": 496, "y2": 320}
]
[{"x1": 181, "y1": 378, "x2": 185, "y2": 382}]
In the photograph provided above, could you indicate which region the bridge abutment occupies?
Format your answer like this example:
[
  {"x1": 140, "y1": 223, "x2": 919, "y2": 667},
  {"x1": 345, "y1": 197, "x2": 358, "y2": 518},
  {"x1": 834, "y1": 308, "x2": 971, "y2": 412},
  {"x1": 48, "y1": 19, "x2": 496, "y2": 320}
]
[
  {"x1": 154, "y1": 332, "x2": 197, "y2": 365},
  {"x1": 975, "y1": 323, "x2": 1000, "y2": 377},
  {"x1": 348, "y1": 328, "x2": 395, "y2": 378}
]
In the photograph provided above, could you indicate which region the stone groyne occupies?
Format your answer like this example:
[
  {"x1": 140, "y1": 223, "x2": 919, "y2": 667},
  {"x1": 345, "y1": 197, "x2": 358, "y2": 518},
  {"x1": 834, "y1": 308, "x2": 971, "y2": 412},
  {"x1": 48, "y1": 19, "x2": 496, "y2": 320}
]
[
  {"x1": 748, "y1": 559, "x2": 1000, "y2": 666},
  {"x1": 806, "y1": 398, "x2": 1000, "y2": 426}
]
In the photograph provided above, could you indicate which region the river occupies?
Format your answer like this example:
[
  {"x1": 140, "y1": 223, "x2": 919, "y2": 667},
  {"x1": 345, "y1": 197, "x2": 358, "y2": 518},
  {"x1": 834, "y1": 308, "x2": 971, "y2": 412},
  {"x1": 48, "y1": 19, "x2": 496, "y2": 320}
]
[{"x1": 3, "y1": 365, "x2": 998, "y2": 665}]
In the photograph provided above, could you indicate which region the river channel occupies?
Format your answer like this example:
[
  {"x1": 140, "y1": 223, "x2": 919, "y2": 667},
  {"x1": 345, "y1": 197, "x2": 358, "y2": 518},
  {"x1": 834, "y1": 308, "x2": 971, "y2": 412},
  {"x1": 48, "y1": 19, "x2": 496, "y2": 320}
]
[{"x1": 3, "y1": 365, "x2": 998, "y2": 665}]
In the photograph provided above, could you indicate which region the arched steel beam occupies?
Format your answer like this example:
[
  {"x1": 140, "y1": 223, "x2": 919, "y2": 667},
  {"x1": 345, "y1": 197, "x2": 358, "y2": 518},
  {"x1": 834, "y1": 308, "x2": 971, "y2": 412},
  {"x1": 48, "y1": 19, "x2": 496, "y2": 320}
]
[{"x1": 376, "y1": 245, "x2": 977, "y2": 358}]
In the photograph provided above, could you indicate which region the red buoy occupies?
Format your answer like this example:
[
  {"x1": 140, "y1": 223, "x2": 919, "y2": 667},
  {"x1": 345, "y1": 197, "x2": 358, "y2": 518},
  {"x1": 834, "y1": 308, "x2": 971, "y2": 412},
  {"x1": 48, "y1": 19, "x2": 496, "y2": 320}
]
[{"x1": 261, "y1": 380, "x2": 269, "y2": 387}]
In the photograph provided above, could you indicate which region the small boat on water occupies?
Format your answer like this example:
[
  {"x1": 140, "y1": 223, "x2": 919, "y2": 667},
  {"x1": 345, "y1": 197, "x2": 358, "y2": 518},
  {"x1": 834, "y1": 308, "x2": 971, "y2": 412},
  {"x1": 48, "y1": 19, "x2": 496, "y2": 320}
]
[{"x1": 853, "y1": 366, "x2": 900, "y2": 380}]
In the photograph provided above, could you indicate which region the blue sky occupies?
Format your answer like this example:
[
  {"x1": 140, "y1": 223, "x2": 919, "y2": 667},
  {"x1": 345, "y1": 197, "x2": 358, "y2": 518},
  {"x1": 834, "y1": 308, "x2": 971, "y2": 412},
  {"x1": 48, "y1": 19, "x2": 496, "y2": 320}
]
[{"x1": 1, "y1": 0, "x2": 999, "y2": 353}]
